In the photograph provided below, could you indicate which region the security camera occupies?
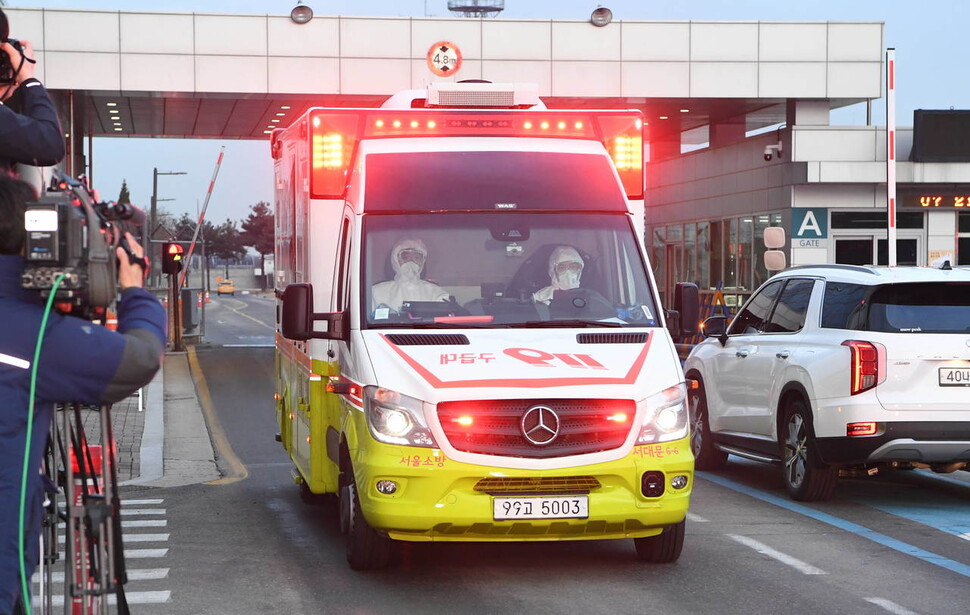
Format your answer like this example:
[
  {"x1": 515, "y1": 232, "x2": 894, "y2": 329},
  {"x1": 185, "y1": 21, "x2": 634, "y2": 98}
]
[{"x1": 763, "y1": 141, "x2": 783, "y2": 162}]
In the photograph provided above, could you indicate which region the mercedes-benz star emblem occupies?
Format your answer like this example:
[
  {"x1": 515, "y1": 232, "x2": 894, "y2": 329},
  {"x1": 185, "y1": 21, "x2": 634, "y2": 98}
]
[{"x1": 520, "y1": 405, "x2": 560, "y2": 446}]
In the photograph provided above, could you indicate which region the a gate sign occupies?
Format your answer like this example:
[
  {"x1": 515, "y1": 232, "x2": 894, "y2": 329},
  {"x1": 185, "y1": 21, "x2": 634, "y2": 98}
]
[
  {"x1": 792, "y1": 208, "x2": 828, "y2": 248},
  {"x1": 427, "y1": 41, "x2": 461, "y2": 77}
]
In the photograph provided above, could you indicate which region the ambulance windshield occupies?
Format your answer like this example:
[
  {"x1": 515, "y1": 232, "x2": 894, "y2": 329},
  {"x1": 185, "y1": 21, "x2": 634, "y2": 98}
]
[{"x1": 363, "y1": 212, "x2": 660, "y2": 328}]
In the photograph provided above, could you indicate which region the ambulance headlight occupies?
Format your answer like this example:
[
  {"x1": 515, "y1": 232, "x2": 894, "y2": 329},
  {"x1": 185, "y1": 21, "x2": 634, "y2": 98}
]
[
  {"x1": 364, "y1": 386, "x2": 437, "y2": 447},
  {"x1": 637, "y1": 383, "x2": 688, "y2": 444}
]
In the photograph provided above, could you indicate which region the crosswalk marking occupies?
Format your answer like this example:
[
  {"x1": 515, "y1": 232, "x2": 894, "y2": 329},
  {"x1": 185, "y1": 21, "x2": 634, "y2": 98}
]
[
  {"x1": 120, "y1": 508, "x2": 167, "y2": 516},
  {"x1": 34, "y1": 569, "x2": 170, "y2": 584},
  {"x1": 125, "y1": 548, "x2": 168, "y2": 558},
  {"x1": 122, "y1": 519, "x2": 167, "y2": 528},
  {"x1": 32, "y1": 591, "x2": 172, "y2": 607},
  {"x1": 58, "y1": 533, "x2": 169, "y2": 544},
  {"x1": 37, "y1": 497, "x2": 173, "y2": 608},
  {"x1": 121, "y1": 499, "x2": 165, "y2": 506}
]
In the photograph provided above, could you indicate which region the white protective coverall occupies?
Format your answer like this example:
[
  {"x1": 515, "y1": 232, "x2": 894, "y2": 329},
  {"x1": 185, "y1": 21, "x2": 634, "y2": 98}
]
[
  {"x1": 371, "y1": 238, "x2": 450, "y2": 311},
  {"x1": 532, "y1": 245, "x2": 584, "y2": 304}
]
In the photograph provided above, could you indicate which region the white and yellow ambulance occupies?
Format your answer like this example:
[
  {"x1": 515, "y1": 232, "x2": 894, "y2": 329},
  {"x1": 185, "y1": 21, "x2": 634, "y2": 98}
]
[{"x1": 272, "y1": 82, "x2": 698, "y2": 569}]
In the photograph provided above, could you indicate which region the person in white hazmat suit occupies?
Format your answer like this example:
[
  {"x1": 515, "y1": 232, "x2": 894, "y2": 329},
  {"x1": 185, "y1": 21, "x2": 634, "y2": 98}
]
[
  {"x1": 533, "y1": 245, "x2": 585, "y2": 304},
  {"x1": 371, "y1": 238, "x2": 450, "y2": 312}
]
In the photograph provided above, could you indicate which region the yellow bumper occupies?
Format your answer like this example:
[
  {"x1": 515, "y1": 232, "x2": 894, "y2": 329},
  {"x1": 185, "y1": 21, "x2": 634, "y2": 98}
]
[{"x1": 351, "y1": 431, "x2": 693, "y2": 543}]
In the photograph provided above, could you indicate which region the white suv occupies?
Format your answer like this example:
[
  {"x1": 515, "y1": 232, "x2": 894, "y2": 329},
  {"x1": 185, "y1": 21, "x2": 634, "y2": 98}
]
[{"x1": 684, "y1": 264, "x2": 970, "y2": 501}]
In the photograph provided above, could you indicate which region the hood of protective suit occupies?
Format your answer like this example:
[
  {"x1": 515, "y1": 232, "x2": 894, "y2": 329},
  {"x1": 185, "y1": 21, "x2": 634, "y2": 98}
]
[
  {"x1": 391, "y1": 238, "x2": 427, "y2": 283},
  {"x1": 547, "y1": 246, "x2": 584, "y2": 291}
]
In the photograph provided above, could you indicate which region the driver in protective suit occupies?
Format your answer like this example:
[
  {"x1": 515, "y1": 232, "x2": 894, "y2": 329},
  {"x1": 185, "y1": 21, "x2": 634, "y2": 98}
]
[
  {"x1": 371, "y1": 238, "x2": 449, "y2": 312},
  {"x1": 533, "y1": 245, "x2": 584, "y2": 304}
]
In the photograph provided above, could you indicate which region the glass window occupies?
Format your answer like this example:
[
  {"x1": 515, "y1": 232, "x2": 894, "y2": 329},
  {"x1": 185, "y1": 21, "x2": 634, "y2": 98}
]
[
  {"x1": 867, "y1": 283, "x2": 970, "y2": 333},
  {"x1": 728, "y1": 279, "x2": 784, "y2": 335},
  {"x1": 363, "y1": 212, "x2": 660, "y2": 328},
  {"x1": 764, "y1": 279, "x2": 815, "y2": 333},
  {"x1": 696, "y1": 221, "x2": 710, "y2": 290},
  {"x1": 738, "y1": 217, "x2": 754, "y2": 291},
  {"x1": 725, "y1": 218, "x2": 739, "y2": 289},
  {"x1": 651, "y1": 226, "x2": 666, "y2": 303},
  {"x1": 960, "y1": 237, "x2": 970, "y2": 266},
  {"x1": 685, "y1": 222, "x2": 697, "y2": 286},
  {"x1": 709, "y1": 221, "x2": 724, "y2": 291},
  {"x1": 959, "y1": 212, "x2": 970, "y2": 233},
  {"x1": 820, "y1": 282, "x2": 868, "y2": 329},
  {"x1": 831, "y1": 211, "x2": 924, "y2": 230}
]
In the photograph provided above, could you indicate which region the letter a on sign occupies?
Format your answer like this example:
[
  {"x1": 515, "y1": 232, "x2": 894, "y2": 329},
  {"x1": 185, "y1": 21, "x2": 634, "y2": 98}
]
[{"x1": 793, "y1": 208, "x2": 828, "y2": 239}]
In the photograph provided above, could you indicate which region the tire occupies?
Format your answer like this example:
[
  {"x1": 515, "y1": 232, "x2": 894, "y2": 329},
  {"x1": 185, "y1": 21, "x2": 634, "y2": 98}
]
[
  {"x1": 634, "y1": 520, "x2": 685, "y2": 563},
  {"x1": 342, "y1": 477, "x2": 391, "y2": 570},
  {"x1": 781, "y1": 399, "x2": 838, "y2": 501},
  {"x1": 688, "y1": 378, "x2": 727, "y2": 470}
]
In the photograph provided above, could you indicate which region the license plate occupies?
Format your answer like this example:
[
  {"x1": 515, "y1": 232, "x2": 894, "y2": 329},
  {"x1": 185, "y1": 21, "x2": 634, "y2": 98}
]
[
  {"x1": 493, "y1": 496, "x2": 588, "y2": 520},
  {"x1": 939, "y1": 367, "x2": 970, "y2": 387}
]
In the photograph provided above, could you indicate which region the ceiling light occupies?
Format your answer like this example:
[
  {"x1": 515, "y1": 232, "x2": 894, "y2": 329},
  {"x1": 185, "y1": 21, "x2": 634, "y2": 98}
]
[
  {"x1": 290, "y1": 3, "x2": 313, "y2": 25},
  {"x1": 659, "y1": 116, "x2": 668, "y2": 120},
  {"x1": 114, "y1": 127, "x2": 123, "y2": 131},
  {"x1": 263, "y1": 129, "x2": 274, "y2": 134},
  {"x1": 280, "y1": 105, "x2": 291, "y2": 110},
  {"x1": 679, "y1": 109, "x2": 689, "y2": 113},
  {"x1": 106, "y1": 102, "x2": 117, "y2": 107},
  {"x1": 590, "y1": 7, "x2": 613, "y2": 27},
  {"x1": 271, "y1": 119, "x2": 281, "y2": 123},
  {"x1": 276, "y1": 112, "x2": 286, "y2": 116}
]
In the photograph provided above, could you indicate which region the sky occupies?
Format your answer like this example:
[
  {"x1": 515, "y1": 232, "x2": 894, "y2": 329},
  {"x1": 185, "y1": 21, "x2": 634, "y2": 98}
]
[{"x1": 3, "y1": 0, "x2": 969, "y2": 225}]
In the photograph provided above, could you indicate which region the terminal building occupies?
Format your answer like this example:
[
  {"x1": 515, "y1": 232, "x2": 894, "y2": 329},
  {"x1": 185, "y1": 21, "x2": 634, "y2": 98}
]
[{"x1": 6, "y1": 6, "x2": 969, "y2": 306}]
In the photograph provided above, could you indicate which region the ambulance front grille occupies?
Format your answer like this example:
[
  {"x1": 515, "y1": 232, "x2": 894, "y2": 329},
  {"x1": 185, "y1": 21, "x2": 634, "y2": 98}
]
[
  {"x1": 473, "y1": 476, "x2": 601, "y2": 495},
  {"x1": 576, "y1": 332, "x2": 648, "y2": 344},
  {"x1": 438, "y1": 399, "x2": 633, "y2": 458},
  {"x1": 385, "y1": 334, "x2": 469, "y2": 346}
]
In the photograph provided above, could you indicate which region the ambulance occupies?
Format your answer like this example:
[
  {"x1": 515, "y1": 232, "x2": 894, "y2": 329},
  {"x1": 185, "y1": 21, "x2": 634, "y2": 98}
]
[{"x1": 272, "y1": 82, "x2": 698, "y2": 570}]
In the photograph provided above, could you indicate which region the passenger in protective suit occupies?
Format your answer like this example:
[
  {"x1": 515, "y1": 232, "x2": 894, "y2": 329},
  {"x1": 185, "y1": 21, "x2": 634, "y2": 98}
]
[
  {"x1": 371, "y1": 238, "x2": 449, "y2": 312},
  {"x1": 533, "y1": 246, "x2": 584, "y2": 304}
]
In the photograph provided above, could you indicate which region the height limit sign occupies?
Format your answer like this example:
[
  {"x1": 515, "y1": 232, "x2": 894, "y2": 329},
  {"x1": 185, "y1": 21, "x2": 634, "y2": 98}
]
[{"x1": 427, "y1": 41, "x2": 461, "y2": 77}]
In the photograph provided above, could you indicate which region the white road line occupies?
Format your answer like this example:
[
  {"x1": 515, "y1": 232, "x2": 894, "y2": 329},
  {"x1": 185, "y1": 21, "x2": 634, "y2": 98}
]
[
  {"x1": 34, "y1": 569, "x2": 170, "y2": 584},
  {"x1": 32, "y1": 591, "x2": 171, "y2": 607},
  {"x1": 122, "y1": 519, "x2": 167, "y2": 528},
  {"x1": 124, "y1": 548, "x2": 168, "y2": 558},
  {"x1": 58, "y1": 533, "x2": 169, "y2": 544},
  {"x1": 120, "y1": 508, "x2": 167, "y2": 516},
  {"x1": 686, "y1": 512, "x2": 709, "y2": 522},
  {"x1": 864, "y1": 597, "x2": 920, "y2": 615},
  {"x1": 121, "y1": 499, "x2": 164, "y2": 506},
  {"x1": 728, "y1": 534, "x2": 826, "y2": 575},
  {"x1": 960, "y1": 532, "x2": 970, "y2": 542}
]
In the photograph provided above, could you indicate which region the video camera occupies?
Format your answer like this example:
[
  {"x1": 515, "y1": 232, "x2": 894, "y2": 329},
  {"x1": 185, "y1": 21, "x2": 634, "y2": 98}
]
[
  {"x1": 0, "y1": 37, "x2": 24, "y2": 84},
  {"x1": 21, "y1": 170, "x2": 145, "y2": 316}
]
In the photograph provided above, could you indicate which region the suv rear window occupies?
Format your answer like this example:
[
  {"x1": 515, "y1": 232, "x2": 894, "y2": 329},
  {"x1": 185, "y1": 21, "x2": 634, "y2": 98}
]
[{"x1": 822, "y1": 281, "x2": 970, "y2": 333}]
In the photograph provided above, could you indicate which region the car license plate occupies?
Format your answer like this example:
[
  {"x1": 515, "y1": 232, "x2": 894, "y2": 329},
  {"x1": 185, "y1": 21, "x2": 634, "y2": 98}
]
[
  {"x1": 493, "y1": 496, "x2": 588, "y2": 520},
  {"x1": 939, "y1": 367, "x2": 970, "y2": 387}
]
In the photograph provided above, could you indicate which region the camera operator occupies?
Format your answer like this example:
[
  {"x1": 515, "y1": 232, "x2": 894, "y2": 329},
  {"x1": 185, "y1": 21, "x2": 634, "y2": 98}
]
[
  {"x1": 0, "y1": 8, "x2": 65, "y2": 177},
  {"x1": 0, "y1": 175, "x2": 166, "y2": 615}
]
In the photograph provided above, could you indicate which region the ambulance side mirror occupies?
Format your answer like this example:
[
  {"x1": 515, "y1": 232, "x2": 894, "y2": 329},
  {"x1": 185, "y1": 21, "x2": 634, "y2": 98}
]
[{"x1": 281, "y1": 283, "x2": 348, "y2": 342}]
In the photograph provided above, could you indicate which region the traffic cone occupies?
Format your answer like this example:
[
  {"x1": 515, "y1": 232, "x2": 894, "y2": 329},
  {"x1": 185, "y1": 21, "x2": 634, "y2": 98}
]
[{"x1": 205, "y1": 291, "x2": 211, "y2": 303}]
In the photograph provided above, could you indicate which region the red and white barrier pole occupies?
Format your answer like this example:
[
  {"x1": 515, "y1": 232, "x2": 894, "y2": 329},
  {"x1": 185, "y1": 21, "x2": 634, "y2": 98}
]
[
  {"x1": 179, "y1": 147, "x2": 226, "y2": 288},
  {"x1": 886, "y1": 48, "x2": 897, "y2": 267}
]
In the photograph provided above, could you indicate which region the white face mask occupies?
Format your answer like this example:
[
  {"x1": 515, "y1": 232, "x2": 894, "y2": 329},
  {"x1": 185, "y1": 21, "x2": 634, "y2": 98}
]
[
  {"x1": 556, "y1": 269, "x2": 581, "y2": 290},
  {"x1": 397, "y1": 260, "x2": 422, "y2": 281}
]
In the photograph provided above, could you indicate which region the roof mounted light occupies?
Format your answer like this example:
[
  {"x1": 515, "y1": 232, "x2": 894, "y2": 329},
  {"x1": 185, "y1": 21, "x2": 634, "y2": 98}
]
[
  {"x1": 290, "y1": 2, "x2": 313, "y2": 24},
  {"x1": 590, "y1": 7, "x2": 613, "y2": 27}
]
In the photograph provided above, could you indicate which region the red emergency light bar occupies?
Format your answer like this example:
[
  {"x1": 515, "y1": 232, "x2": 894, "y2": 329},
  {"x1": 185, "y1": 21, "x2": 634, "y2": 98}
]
[{"x1": 303, "y1": 108, "x2": 643, "y2": 201}]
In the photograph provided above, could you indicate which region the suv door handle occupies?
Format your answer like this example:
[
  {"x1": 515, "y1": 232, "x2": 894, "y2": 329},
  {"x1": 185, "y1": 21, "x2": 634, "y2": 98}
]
[
  {"x1": 736, "y1": 349, "x2": 750, "y2": 358},
  {"x1": 776, "y1": 351, "x2": 791, "y2": 359}
]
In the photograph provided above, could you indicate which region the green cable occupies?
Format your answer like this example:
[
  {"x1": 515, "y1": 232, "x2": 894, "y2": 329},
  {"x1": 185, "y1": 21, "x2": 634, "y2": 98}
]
[{"x1": 19, "y1": 273, "x2": 65, "y2": 615}]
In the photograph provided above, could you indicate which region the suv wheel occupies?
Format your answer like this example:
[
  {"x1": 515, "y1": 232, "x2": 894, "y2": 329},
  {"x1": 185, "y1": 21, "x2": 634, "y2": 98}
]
[
  {"x1": 633, "y1": 520, "x2": 685, "y2": 563},
  {"x1": 343, "y1": 477, "x2": 392, "y2": 570},
  {"x1": 688, "y1": 379, "x2": 727, "y2": 470},
  {"x1": 781, "y1": 400, "x2": 837, "y2": 501}
]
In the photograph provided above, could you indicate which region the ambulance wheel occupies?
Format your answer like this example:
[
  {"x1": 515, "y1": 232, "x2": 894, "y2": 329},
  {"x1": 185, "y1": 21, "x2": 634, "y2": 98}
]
[
  {"x1": 344, "y1": 479, "x2": 391, "y2": 570},
  {"x1": 634, "y1": 520, "x2": 685, "y2": 563}
]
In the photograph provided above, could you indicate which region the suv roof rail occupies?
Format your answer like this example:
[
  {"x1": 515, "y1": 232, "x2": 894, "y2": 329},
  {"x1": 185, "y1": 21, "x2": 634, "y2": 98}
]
[{"x1": 783, "y1": 264, "x2": 879, "y2": 275}]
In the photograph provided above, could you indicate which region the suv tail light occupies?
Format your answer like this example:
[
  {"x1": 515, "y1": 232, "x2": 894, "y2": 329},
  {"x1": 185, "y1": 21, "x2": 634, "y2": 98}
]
[{"x1": 841, "y1": 340, "x2": 887, "y2": 395}]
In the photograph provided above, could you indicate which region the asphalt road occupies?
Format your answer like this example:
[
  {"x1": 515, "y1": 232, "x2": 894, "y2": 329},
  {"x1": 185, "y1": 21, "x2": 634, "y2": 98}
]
[{"x1": 123, "y1": 295, "x2": 970, "y2": 614}]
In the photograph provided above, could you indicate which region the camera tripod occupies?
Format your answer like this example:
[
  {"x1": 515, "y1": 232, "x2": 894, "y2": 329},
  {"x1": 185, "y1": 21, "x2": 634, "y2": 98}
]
[{"x1": 35, "y1": 403, "x2": 130, "y2": 615}]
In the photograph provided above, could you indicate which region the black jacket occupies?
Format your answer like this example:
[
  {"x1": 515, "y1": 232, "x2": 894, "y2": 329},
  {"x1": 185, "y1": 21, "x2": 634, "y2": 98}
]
[{"x1": 0, "y1": 79, "x2": 65, "y2": 176}]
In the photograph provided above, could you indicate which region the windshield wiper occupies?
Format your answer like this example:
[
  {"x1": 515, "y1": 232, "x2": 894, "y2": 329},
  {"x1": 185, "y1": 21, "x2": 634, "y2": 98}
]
[{"x1": 508, "y1": 319, "x2": 625, "y2": 328}]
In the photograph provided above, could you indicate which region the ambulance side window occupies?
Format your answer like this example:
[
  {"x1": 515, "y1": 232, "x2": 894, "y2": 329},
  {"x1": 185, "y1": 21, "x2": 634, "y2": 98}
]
[{"x1": 335, "y1": 217, "x2": 351, "y2": 312}]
